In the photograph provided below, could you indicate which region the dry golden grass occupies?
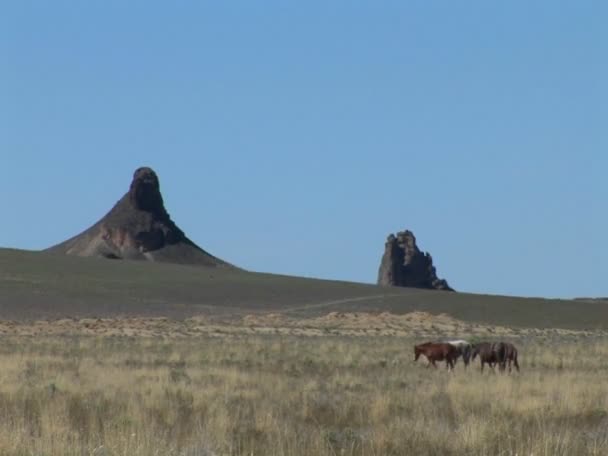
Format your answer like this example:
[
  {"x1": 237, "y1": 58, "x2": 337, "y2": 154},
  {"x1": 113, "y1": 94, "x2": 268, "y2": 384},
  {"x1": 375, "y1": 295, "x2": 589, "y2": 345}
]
[{"x1": 0, "y1": 317, "x2": 606, "y2": 455}]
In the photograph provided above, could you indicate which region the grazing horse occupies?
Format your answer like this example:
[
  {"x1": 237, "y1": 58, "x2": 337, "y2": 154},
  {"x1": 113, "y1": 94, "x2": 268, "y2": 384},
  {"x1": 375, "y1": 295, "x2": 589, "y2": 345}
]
[
  {"x1": 471, "y1": 342, "x2": 501, "y2": 373},
  {"x1": 472, "y1": 342, "x2": 520, "y2": 373},
  {"x1": 499, "y1": 342, "x2": 520, "y2": 373},
  {"x1": 414, "y1": 342, "x2": 459, "y2": 371},
  {"x1": 445, "y1": 339, "x2": 472, "y2": 368}
]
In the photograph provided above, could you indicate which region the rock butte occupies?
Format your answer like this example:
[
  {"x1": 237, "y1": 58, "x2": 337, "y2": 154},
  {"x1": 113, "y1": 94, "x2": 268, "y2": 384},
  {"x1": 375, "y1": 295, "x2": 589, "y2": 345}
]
[
  {"x1": 46, "y1": 167, "x2": 235, "y2": 268},
  {"x1": 377, "y1": 230, "x2": 453, "y2": 291}
]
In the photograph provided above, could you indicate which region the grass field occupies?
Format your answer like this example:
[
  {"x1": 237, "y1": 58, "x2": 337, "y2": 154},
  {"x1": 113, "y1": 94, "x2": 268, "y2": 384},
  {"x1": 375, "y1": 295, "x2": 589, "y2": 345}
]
[
  {"x1": 1, "y1": 248, "x2": 607, "y2": 455},
  {"x1": 0, "y1": 332, "x2": 607, "y2": 456},
  {"x1": 2, "y1": 248, "x2": 608, "y2": 330}
]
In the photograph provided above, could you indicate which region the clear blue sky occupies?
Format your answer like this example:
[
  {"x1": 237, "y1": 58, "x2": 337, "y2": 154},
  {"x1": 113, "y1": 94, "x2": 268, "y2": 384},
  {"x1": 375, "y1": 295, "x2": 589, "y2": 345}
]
[{"x1": 1, "y1": 2, "x2": 606, "y2": 298}]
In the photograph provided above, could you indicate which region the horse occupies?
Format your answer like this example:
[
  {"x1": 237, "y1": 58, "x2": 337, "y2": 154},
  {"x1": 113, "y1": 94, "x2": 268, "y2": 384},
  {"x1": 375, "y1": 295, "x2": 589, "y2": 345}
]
[
  {"x1": 500, "y1": 342, "x2": 520, "y2": 373},
  {"x1": 414, "y1": 342, "x2": 459, "y2": 371},
  {"x1": 444, "y1": 339, "x2": 472, "y2": 368},
  {"x1": 471, "y1": 342, "x2": 501, "y2": 373},
  {"x1": 472, "y1": 342, "x2": 520, "y2": 373}
]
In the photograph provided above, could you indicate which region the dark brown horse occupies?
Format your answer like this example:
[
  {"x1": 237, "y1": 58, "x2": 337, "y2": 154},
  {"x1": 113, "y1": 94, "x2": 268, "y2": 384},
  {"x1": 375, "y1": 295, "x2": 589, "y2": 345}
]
[
  {"x1": 500, "y1": 342, "x2": 520, "y2": 373},
  {"x1": 414, "y1": 342, "x2": 459, "y2": 371},
  {"x1": 471, "y1": 342, "x2": 520, "y2": 373},
  {"x1": 471, "y1": 342, "x2": 501, "y2": 372}
]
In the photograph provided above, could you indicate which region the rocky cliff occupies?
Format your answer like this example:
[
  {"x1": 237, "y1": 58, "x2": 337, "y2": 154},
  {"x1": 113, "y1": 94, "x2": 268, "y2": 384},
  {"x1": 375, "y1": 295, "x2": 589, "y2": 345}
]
[
  {"x1": 46, "y1": 167, "x2": 235, "y2": 268},
  {"x1": 377, "y1": 230, "x2": 453, "y2": 291}
]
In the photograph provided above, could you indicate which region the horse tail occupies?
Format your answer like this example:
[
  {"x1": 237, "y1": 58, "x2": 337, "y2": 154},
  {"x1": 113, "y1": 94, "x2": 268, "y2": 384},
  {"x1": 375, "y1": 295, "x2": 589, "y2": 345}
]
[
  {"x1": 490, "y1": 342, "x2": 497, "y2": 361},
  {"x1": 513, "y1": 347, "x2": 520, "y2": 371},
  {"x1": 463, "y1": 344, "x2": 471, "y2": 367}
]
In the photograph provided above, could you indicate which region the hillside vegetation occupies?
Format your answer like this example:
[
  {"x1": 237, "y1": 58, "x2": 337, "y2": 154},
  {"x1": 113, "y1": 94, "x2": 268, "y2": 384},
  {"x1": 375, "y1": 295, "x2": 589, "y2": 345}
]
[{"x1": 1, "y1": 248, "x2": 607, "y2": 329}]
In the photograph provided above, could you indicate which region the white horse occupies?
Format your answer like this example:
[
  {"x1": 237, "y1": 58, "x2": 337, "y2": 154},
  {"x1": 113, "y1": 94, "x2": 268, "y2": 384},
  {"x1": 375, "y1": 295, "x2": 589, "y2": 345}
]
[{"x1": 444, "y1": 339, "x2": 472, "y2": 368}]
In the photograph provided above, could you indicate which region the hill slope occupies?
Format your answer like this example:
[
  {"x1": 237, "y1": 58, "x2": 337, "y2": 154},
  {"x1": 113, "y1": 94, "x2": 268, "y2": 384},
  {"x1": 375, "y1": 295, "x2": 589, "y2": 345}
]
[
  {"x1": 46, "y1": 167, "x2": 234, "y2": 268},
  {"x1": 1, "y1": 248, "x2": 607, "y2": 329}
]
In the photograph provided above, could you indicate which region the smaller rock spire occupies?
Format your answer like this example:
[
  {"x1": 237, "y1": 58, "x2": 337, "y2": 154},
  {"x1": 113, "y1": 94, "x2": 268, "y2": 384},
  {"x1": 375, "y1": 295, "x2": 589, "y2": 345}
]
[{"x1": 377, "y1": 230, "x2": 453, "y2": 291}]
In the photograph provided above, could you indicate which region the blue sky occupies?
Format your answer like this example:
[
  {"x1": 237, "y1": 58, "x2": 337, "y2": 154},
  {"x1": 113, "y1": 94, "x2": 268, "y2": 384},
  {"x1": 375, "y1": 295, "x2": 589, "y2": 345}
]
[{"x1": 1, "y1": 1, "x2": 606, "y2": 298}]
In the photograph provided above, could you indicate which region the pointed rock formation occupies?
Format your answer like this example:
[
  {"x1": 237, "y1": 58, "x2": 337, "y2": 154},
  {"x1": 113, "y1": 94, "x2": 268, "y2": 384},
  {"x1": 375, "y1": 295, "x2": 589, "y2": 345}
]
[
  {"x1": 377, "y1": 230, "x2": 453, "y2": 291},
  {"x1": 47, "y1": 167, "x2": 235, "y2": 268}
]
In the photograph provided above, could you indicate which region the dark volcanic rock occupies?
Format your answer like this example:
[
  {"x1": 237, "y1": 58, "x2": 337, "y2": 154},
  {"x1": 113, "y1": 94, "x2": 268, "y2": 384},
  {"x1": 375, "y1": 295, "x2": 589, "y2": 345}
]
[
  {"x1": 377, "y1": 230, "x2": 453, "y2": 291},
  {"x1": 46, "y1": 167, "x2": 235, "y2": 268}
]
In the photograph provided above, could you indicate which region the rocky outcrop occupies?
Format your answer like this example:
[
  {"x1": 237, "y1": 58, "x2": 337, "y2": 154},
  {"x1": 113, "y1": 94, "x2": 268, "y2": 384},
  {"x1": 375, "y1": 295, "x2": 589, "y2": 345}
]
[
  {"x1": 377, "y1": 230, "x2": 453, "y2": 291},
  {"x1": 46, "y1": 167, "x2": 235, "y2": 268}
]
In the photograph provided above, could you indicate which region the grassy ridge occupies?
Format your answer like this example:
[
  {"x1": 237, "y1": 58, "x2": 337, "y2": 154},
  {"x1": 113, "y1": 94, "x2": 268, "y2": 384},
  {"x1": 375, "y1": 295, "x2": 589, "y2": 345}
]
[{"x1": 1, "y1": 248, "x2": 607, "y2": 329}]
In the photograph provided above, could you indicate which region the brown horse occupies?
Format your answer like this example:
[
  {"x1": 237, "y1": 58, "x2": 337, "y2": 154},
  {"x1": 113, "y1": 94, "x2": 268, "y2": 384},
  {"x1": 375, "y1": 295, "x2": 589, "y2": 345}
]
[
  {"x1": 500, "y1": 342, "x2": 520, "y2": 373},
  {"x1": 414, "y1": 342, "x2": 459, "y2": 371},
  {"x1": 472, "y1": 342, "x2": 520, "y2": 373},
  {"x1": 471, "y1": 342, "x2": 501, "y2": 372}
]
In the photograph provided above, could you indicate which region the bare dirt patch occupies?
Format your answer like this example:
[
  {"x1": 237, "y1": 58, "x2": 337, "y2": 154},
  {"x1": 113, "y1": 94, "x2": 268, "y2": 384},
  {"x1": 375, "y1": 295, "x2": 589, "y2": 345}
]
[{"x1": 0, "y1": 311, "x2": 600, "y2": 339}]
